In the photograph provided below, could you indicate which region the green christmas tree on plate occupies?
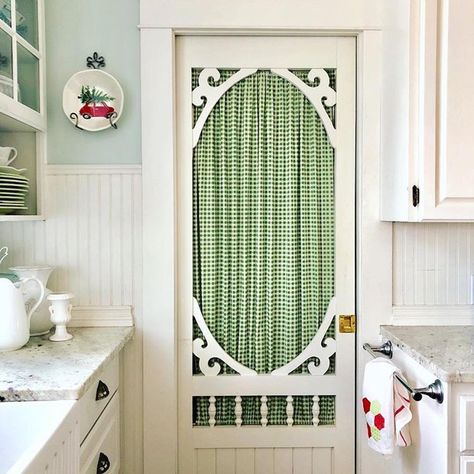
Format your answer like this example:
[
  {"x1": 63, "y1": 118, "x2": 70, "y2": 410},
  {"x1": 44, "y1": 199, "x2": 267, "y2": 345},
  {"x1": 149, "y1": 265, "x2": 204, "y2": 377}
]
[{"x1": 78, "y1": 85, "x2": 115, "y2": 105}]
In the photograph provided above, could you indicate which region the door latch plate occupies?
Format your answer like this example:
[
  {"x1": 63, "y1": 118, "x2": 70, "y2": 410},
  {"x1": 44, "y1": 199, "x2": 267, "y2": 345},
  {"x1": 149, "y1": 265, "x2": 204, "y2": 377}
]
[{"x1": 339, "y1": 314, "x2": 356, "y2": 333}]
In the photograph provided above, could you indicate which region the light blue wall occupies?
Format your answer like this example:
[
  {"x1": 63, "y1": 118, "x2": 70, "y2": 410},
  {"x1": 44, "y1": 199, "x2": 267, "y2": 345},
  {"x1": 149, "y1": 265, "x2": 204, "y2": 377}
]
[{"x1": 45, "y1": 0, "x2": 140, "y2": 164}]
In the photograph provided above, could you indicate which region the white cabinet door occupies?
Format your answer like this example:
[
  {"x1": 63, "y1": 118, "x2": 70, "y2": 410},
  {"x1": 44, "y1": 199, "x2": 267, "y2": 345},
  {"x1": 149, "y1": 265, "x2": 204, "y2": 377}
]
[
  {"x1": 381, "y1": 0, "x2": 474, "y2": 221},
  {"x1": 460, "y1": 456, "x2": 474, "y2": 474},
  {"x1": 421, "y1": 0, "x2": 474, "y2": 220}
]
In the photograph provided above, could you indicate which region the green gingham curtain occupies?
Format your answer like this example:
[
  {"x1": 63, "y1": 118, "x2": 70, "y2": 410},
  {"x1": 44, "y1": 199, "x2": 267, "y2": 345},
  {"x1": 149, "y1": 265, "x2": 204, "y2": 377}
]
[{"x1": 193, "y1": 69, "x2": 336, "y2": 425}]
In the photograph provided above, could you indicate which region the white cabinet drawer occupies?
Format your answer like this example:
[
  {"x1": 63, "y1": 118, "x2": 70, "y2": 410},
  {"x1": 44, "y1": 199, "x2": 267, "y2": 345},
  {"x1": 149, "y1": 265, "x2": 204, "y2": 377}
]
[
  {"x1": 460, "y1": 456, "x2": 474, "y2": 474},
  {"x1": 79, "y1": 357, "x2": 119, "y2": 443},
  {"x1": 460, "y1": 395, "x2": 474, "y2": 452},
  {"x1": 80, "y1": 392, "x2": 120, "y2": 474}
]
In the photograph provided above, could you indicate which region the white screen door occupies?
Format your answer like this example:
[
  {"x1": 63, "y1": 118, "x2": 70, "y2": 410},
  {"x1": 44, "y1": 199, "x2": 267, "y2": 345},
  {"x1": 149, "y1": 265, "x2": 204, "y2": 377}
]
[{"x1": 177, "y1": 36, "x2": 355, "y2": 474}]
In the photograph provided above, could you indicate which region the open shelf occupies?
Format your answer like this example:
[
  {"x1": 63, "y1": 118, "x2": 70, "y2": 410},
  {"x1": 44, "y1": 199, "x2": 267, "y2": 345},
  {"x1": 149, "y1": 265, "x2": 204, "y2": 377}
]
[{"x1": 0, "y1": 112, "x2": 44, "y2": 221}]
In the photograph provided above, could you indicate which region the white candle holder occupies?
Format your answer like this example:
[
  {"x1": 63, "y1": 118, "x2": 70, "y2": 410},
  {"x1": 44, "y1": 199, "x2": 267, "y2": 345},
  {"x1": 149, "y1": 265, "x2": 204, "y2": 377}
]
[{"x1": 48, "y1": 293, "x2": 74, "y2": 342}]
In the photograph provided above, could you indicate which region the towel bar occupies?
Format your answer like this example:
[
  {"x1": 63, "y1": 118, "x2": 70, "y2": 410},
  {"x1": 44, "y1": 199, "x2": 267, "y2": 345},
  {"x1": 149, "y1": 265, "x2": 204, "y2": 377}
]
[{"x1": 363, "y1": 342, "x2": 444, "y2": 404}]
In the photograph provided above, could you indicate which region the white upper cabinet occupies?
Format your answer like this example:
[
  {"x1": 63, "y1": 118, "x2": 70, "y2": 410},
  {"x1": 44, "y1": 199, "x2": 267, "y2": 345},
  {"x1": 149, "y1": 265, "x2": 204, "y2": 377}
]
[
  {"x1": 381, "y1": 0, "x2": 474, "y2": 221},
  {"x1": 0, "y1": 0, "x2": 45, "y2": 131},
  {"x1": 0, "y1": 0, "x2": 45, "y2": 222}
]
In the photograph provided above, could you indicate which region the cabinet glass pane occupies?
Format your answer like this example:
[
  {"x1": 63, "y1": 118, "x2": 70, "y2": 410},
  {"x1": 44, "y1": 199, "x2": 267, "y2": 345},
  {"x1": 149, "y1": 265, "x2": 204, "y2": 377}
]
[
  {"x1": 17, "y1": 42, "x2": 39, "y2": 110},
  {"x1": 0, "y1": 28, "x2": 13, "y2": 98},
  {"x1": 15, "y1": 0, "x2": 38, "y2": 49},
  {"x1": 0, "y1": 0, "x2": 12, "y2": 27}
]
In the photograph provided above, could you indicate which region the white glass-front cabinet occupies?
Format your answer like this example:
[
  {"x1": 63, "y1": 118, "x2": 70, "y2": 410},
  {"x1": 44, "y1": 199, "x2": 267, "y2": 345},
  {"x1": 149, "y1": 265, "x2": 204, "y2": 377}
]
[
  {"x1": 0, "y1": 0, "x2": 45, "y2": 221},
  {"x1": 381, "y1": 0, "x2": 474, "y2": 222}
]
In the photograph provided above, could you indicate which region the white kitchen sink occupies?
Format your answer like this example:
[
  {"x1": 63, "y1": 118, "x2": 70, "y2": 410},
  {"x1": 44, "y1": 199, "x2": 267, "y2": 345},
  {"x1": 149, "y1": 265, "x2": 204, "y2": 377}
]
[{"x1": 0, "y1": 400, "x2": 76, "y2": 473}]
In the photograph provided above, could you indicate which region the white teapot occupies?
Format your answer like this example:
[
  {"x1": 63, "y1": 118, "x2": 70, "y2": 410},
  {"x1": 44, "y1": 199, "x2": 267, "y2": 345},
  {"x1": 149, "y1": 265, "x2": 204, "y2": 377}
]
[{"x1": 0, "y1": 277, "x2": 45, "y2": 351}]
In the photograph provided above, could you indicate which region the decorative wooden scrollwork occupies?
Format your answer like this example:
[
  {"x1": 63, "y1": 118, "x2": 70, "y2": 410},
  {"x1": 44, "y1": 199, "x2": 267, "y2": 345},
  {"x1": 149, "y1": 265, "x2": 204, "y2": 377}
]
[
  {"x1": 193, "y1": 298, "x2": 257, "y2": 376},
  {"x1": 270, "y1": 68, "x2": 336, "y2": 147},
  {"x1": 193, "y1": 297, "x2": 336, "y2": 377},
  {"x1": 192, "y1": 67, "x2": 338, "y2": 377},
  {"x1": 271, "y1": 297, "x2": 336, "y2": 376},
  {"x1": 192, "y1": 67, "x2": 337, "y2": 149},
  {"x1": 192, "y1": 68, "x2": 257, "y2": 148}
]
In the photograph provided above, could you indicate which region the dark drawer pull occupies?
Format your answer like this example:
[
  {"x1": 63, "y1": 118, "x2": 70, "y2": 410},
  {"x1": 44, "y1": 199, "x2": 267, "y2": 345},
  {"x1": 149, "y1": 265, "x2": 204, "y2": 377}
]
[
  {"x1": 97, "y1": 452, "x2": 110, "y2": 473},
  {"x1": 95, "y1": 380, "x2": 110, "y2": 401}
]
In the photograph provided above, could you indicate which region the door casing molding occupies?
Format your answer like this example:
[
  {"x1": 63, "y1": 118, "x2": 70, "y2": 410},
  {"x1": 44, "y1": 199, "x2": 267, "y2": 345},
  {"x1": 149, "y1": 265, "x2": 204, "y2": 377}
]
[{"x1": 141, "y1": 28, "x2": 392, "y2": 474}]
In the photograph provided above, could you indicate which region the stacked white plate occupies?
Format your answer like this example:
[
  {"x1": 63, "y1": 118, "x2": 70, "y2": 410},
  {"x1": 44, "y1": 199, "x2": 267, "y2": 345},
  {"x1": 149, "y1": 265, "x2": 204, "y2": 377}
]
[{"x1": 0, "y1": 166, "x2": 29, "y2": 214}]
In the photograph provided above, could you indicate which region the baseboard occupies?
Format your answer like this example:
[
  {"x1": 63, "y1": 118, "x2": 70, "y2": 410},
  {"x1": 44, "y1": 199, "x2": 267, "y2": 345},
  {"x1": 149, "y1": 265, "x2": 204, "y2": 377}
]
[
  {"x1": 70, "y1": 306, "x2": 134, "y2": 327},
  {"x1": 392, "y1": 305, "x2": 474, "y2": 325},
  {"x1": 46, "y1": 164, "x2": 142, "y2": 175}
]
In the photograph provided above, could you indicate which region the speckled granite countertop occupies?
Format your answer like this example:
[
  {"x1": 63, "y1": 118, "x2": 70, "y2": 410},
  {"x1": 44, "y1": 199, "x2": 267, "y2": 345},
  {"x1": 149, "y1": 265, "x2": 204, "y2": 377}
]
[
  {"x1": 381, "y1": 326, "x2": 474, "y2": 383},
  {"x1": 0, "y1": 327, "x2": 133, "y2": 402}
]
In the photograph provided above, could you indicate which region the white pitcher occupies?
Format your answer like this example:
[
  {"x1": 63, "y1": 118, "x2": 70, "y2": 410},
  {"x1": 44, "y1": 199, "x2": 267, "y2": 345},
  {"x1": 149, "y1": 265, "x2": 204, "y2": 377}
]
[
  {"x1": 0, "y1": 277, "x2": 45, "y2": 351},
  {"x1": 10, "y1": 266, "x2": 54, "y2": 336}
]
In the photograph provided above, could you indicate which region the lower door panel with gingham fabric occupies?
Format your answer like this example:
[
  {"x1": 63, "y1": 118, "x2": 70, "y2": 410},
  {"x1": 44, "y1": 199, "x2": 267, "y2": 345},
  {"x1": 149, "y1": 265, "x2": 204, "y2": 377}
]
[{"x1": 177, "y1": 36, "x2": 356, "y2": 474}]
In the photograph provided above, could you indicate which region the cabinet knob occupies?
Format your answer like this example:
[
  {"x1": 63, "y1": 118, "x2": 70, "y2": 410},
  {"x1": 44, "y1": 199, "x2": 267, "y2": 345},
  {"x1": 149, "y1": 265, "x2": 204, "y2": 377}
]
[
  {"x1": 97, "y1": 452, "x2": 110, "y2": 473},
  {"x1": 95, "y1": 380, "x2": 110, "y2": 401}
]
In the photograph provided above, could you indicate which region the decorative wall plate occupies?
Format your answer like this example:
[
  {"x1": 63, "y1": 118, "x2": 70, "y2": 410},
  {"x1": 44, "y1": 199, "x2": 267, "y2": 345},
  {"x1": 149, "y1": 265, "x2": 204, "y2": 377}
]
[{"x1": 63, "y1": 69, "x2": 124, "y2": 132}]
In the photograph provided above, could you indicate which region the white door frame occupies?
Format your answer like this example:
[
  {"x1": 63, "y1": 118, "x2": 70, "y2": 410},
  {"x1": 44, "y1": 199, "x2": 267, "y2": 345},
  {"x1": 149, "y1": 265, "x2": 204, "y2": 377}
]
[{"x1": 141, "y1": 28, "x2": 393, "y2": 474}]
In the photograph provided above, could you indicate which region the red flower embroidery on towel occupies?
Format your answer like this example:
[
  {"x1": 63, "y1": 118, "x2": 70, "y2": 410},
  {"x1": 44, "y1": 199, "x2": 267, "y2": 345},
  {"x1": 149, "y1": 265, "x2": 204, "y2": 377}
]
[
  {"x1": 374, "y1": 413, "x2": 385, "y2": 430},
  {"x1": 362, "y1": 398, "x2": 385, "y2": 442}
]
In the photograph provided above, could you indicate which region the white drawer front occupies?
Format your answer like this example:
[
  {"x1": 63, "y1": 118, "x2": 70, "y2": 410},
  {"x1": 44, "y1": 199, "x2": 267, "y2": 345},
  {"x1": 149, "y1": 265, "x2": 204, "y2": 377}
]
[
  {"x1": 79, "y1": 357, "x2": 119, "y2": 443},
  {"x1": 460, "y1": 395, "x2": 474, "y2": 452},
  {"x1": 80, "y1": 392, "x2": 120, "y2": 474},
  {"x1": 460, "y1": 456, "x2": 474, "y2": 474}
]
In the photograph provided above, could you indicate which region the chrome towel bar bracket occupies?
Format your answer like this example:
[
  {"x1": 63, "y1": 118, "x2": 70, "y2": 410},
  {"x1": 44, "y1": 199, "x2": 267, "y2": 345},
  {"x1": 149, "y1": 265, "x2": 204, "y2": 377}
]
[
  {"x1": 363, "y1": 341, "x2": 444, "y2": 404},
  {"x1": 363, "y1": 341, "x2": 393, "y2": 358}
]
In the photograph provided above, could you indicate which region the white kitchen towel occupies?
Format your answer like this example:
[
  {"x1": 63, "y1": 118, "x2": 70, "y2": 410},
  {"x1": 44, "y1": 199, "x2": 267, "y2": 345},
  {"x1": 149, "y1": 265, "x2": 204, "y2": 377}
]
[
  {"x1": 362, "y1": 357, "x2": 412, "y2": 455},
  {"x1": 393, "y1": 375, "x2": 412, "y2": 448}
]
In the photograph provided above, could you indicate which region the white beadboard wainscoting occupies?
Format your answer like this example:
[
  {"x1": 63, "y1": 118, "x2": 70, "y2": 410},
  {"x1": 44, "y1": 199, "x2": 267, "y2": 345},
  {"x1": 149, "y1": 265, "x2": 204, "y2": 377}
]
[
  {"x1": 0, "y1": 164, "x2": 143, "y2": 474},
  {"x1": 0, "y1": 165, "x2": 142, "y2": 321},
  {"x1": 393, "y1": 223, "x2": 474, "y2": 324},
  {"x1": 195, "y1": 447, "x2": 333, "y2": 474}
]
